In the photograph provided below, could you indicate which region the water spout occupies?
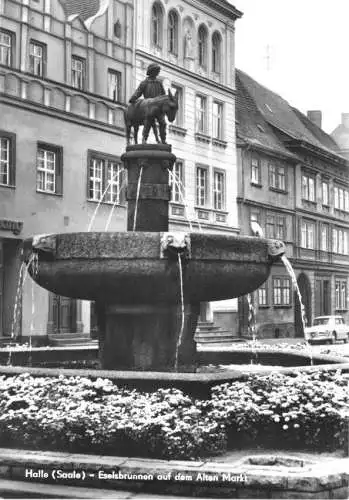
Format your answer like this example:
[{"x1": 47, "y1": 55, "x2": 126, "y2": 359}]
[
  {"x1": 281, "y1": 254, "x2": 313, "y2": 365},
  {"x1": 174, "y1": 253, "x2": 185, "y2": 371}
]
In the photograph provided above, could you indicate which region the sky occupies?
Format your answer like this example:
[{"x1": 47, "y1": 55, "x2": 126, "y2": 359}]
[{"x1": 232, "y1": 0, "x2": 349, "y2": 133}]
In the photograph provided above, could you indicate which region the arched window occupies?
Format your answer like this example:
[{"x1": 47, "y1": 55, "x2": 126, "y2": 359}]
[
  {"x1": 151, "y1": 3, "x2": 163, "y2": 48},
  {"x1": 168, "y1": 10, "x2": 178, "y2": 55},
  {"x1": 198, "y1": 25, "x2": 207, "y2": 68},
  {"x1": 212, "y1": 32, "x2": 221, "y2": 73}
]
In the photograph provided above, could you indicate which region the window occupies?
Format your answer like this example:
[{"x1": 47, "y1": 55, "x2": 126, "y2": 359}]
[
  {"x1": 196, "y1": 95, "x2": 207, "y2": 134},
  {"x1": 335, "y1": 279, "x2": 347, "y2": 310},
  {"x1": 72, "y1": 56, "x2": 86, "y2": 90},
  {"x1": 198, "y1": 25, "x2": 207, "y2": 68},
  {"x1": 212, "y1": 32, "x2": 221, "y2": 74},
  {"x1": 269, "y1": 163, "x2": 286, "y2": 190},
  {"x1": 196, "y1": 166, "x2": 208, "y2": 207},
  {"x1": 170, "y1": 84, "x2": 183, "y2": 126},
  {"x1": 0, "y1": 30, "x2": 13, "y2": 67},
  {"x1": 265, "y1": 213, "x2": 286, "y2": 240},
  {"x1": 36, "y1": 143, "x2": 63, "y2": 194},
  {"x1": 302, "y1": 174, "x2": 315, "y2": 201},
  {"x1": 170, "y1": 160, "x2": 184, "y2": 203},
  {"x1": 213, "y1": 170, "x2": 225, "y2": 210},
  {"x1": 273, "y1": 277, "x2": 291, "y2": 306},
  {"x1": 0, "y1": 132, "x2": 15, "y2": 187},
  {"x1": 258, "y1": 282, "x2": 268, "y2": 306},
  {"x1": 212, "y1": 101, "x2": 223, "y2": 139},
  {"x1": 168, "y1": 10, "x2": 178, "y2": 55},
  {"x1": 301, "y1": 220, "x2": 315, "y2": 249},
  {"x1": 88, "y1": 152, "x2": 123, "y2": 204},
  {"x1": 251, "y1": 157, "x2": 261, "y2": 185},
  {"x1": 108, "y1": 70, "x2": 121, "y2": 102},
  {"x1": 250, "y1": 209, "x2": 260, "y2": 225},
  {"x1": 151, "y1": 2, "x2": 163, "y2": 48},
  {"x1": 29, "y1": 41, "x2": 46, "y2": 77},
  {"x1": 320, "y1": 224, "x2": 329, "y2": 251},
  {"x1": 322, "y1": 181, "x2": 329, "y2": 205},
  {"x1": 332, "y1": 228, "x2": 349, "y2": 255},
  {"x1": 334, "y1": 186, "x2": 349, "y2": 212}
]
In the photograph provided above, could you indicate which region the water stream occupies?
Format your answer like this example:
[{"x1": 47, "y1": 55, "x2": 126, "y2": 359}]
[
  {"x1": 133, "y1": 165, "x2": 143, "y2": 231},
  {"x1": 87, "y1": 169, "x2": 125, "y2": 232},
  {"x1": 281, "y1": 254, "x2": 313, "y2": 365},
  {"x1": 174, "y1": 253, "x2": 185, "y2": 371},
  {"x1": 246, "y1": 292, "x2": 258, "y2": 364},
  {"x1": 104, "y1": 175, "x2": 127, "y2": 231}
]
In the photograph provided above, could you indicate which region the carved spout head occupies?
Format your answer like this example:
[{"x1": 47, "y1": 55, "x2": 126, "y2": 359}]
[
  {"x1": 160, "y1": 232, "x2": 191, "y2": 259},
  {"x1": 267, "y1": 239, "x2": 286, "y2": 261}
]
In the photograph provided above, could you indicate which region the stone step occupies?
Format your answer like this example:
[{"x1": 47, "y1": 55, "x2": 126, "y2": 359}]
[
  {"x1": 0, "y1": 479, "x2": 133, "y2": 499},
  {"x1": 48, "y1": 332, "x2": 92, "y2": 340},
  {"x1": 195, "y1": 330, "x2": 233, "y2": 338},
  {"x1": 49, "y1": 337, "x2": 98, "y2": 346}
]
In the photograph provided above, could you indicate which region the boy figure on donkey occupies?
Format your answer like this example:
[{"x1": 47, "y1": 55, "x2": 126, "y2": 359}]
[{"x1": 128, "y1": 63, "x2": 167, "y2": 144}]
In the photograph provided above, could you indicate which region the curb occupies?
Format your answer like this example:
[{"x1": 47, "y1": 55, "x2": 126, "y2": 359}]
[{"x1": 0, "y1": 448, "x2": 348, "y2": 499}]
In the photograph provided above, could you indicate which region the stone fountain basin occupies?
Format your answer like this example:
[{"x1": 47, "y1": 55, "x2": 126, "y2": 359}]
[{"x1": 23, "y1": 232, "x2": 284, "y2": 304}]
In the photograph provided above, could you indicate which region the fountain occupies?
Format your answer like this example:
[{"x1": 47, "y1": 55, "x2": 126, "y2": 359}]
[{"x1": 22, "y1": 140, "x2": 286, "y2": 373}]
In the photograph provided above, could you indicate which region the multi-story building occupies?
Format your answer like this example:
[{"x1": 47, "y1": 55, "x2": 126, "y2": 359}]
[
  {"x1": 236, "y1": 69, "x2": 349, "y2": 338},
  {"x1": 133, "y1": 0, "x2": 242, "y2": 331},
  {"x1": 0, "y1": 0, "x2": 133, "y2": 342}
]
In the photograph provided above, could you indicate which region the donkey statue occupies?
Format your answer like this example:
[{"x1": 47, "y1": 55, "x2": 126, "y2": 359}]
[{"x1": 124, "y1": 89, "x2": 178, "y2": 145}]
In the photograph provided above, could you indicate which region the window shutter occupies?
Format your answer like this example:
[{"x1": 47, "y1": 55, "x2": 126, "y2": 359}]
[{"x1": 9, "y1": 132, "x2": 16, "y2": 186}]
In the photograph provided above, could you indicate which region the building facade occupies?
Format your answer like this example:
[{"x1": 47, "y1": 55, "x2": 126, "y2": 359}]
[
  {"x1": 0, "y1": 0, "x2": 133, "y2": 342},
  {"x1": 237, "y1": 70, "x2": 349, "y2": 339},
  {"x1": 133, "y1": 0, "x2": 242, "y2": 330}
]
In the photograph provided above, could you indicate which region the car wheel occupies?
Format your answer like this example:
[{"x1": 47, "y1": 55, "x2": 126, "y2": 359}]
[
  {"x1": 331, "y1": 332, "x2": 337, "y2": 344},
  {"x1": 344, "y1": 335, "x2": 349, "y2": 344}
]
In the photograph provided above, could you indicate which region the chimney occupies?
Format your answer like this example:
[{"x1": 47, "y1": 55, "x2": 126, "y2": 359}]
[
  {"x1": 341, "y1": 113, "x2": 349, "y2": 128},
  {"x1": 307, "y1": 110, "x2": 322, "y2": 129}
]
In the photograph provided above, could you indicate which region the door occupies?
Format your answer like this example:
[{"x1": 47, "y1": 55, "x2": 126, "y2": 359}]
[{"x1": 51, "y1": 294, "x2": 77, "y2": 334}]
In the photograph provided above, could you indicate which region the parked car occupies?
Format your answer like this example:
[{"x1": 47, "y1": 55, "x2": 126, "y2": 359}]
[{"x1": 304, "y1": 316, "x2": 349, "y2": 344}]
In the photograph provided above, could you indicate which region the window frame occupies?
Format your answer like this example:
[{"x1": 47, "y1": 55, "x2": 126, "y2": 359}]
[
  {"x1": 212, "y1": 100, "x2": 223, "y2": 140},
  {"x1": 301, "y1": 220, "x2": 315, "y2": 249},
  {"x1": 269, "y1": 162, "x2": 286, "y2": 191},
  {"x1": 0, "y1": 29, "x2": 14, "y2": 67},
  {"x1": 266, "y1": 212, "x2": 286, "y2": 240},
  {"x1": 213, "y1": 168, "x2": 225, "y2": 211},
  {"x1": 71, "y1": 55, "x2": 86, "y2": 90},
  {"x1": 196, "y1": 164, "x2": 209, "y2": 207},
  {"x1": 108, "y1": 69, "x2": 121, "y2": 102},
  {"x1": 36, "y1": 142, "x2": 63, "y2": 195},
  {"x1": 29, "y1": 39, "x2": 46, "y2": 78},
  {"x1": 170, "y1": 159, "x2": 184, "y2": 203},
  {"x1": 258, "y1": 281, "x2": 268, "y2": 307},
  {"x1": 212, "y1": 31, "x2": 221, "y2": 74},
  {"x1": 168, "y1": 10, "x2": 178, "y2": 55},
  {"x1": 335, "y1": 279, "x2": 348, "y2": 310},
  {"x1": 302, "y1": 173, "x2": 315, "y2": 202},
  {"x1": 0, "y1": 130, "x2": 16, "y2": 187},
  {"x1": 87, "y1": 150, "x2": 125, "y2": 205},
  {"x1": 322, "y1": 180, "x2": 329, "y2": 206},
  {"x1": 195, "y1": 94, "x2": 208, "y2": 134},
  {"x1": 251, "y1": 156, "x2": 261, "y2": 185},
  {"x1": 273, "y1": 276, "x2": 291, "y2": 306},
  {"x1": 151, "y1": 2, "x2": 163, "y2": 48},
  {"x1": 170, "y1": 84, "x2": 184, "y2": 127},
  {"x1": 198, "y1": 24, "x2": 208, "y2": 69}
]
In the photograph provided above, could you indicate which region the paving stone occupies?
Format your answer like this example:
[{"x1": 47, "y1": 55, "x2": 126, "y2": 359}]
[
  {"x1": 236, "y1": 488, "x2": 268, "y2": 498},
  {"x1": 0, "y1": 467, "x2": 10, "y2": 478},
  {"x1": 191, "y1": 485, "x2": 238, "y2": 498},
  {"x1": 287, "y1": 475, "x2": 319, "y2": 491},
  {"x1": 245, "y1": 472, "x2": 287, "y2": 489},
  {"x1": 270, "y1": 491, "x2": 330, "y2": 499}
]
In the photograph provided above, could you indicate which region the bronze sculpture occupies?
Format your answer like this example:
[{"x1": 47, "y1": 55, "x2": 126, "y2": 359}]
[{"x1": 124, "y1": 63, "x2": 178, "y2": 145}]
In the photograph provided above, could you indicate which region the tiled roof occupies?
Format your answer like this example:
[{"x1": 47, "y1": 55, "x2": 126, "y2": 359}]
[
  {"x1": 235, "y1": 71, "x2": 296, "y2": 159},
  {"x1": 236, "y1": 69, "x2": 344, "y2": 160},
  {"x1": 59, "y1": 0, "x2": 100, "y2": 21}
]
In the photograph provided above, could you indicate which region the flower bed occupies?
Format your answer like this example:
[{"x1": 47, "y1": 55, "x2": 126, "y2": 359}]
[{"x1": 0, "y1": 370, "x2": 348, "y2": 460}]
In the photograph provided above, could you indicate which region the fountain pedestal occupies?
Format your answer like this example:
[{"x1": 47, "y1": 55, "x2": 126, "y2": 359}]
[{"x1": 96, "y1": 144, "x2": 199, "y2": 371}]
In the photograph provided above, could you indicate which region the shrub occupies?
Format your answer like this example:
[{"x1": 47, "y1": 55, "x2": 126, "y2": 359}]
[{"x1": 0, "y1": 370, "x2": 347, "y2": 459}]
